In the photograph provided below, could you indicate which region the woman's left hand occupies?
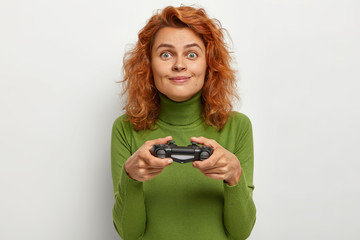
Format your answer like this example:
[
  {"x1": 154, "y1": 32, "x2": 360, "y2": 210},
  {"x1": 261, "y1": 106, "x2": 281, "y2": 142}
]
[{"x1": 191, "y1": 136, "x2": 242, "y2": 186}]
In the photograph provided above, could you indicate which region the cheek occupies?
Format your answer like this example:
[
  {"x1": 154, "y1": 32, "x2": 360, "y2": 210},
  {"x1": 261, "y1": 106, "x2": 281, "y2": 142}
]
[
  {"x1": 197, "y1": 79, "x2": 205, "y2": 89},
  {"x1": 194, "y1": 60, "x2": 207, "y2": 76},
  {"x1": 152, "y1": 60, "x2": 171, "y2": 77},
  {"x1": 152, "y1": 64, "x2": 165, "y2": 90},
  {"x1": 151, "y1": 62, "x2": 162, "y2": 85},
  {"x1": 151, "y1": 60, "x2": 158, "y2": 76},
  {"x1": 153, "y1": 74, "x2": 162, "y2": 90},
  {"x1": 194, "y1": 61, "x2": 207, "y2": 84}
]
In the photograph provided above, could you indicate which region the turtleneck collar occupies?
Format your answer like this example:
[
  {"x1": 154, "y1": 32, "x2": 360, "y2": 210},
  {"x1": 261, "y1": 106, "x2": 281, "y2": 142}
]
[{"x1": 158, "y1": 91, "x2": 203, "y2": 126}]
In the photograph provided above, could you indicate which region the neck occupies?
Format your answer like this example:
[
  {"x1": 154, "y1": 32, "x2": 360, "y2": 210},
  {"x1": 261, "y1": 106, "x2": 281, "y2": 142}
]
[{"x1": 158, "y1": 91, "x2": 203, "y2": 126}]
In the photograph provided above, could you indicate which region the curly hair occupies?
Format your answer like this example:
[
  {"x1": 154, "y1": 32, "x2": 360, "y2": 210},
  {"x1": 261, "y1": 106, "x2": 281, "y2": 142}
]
[{"x1": 121, "y1": 5, "x2": 238, "y2": 131}]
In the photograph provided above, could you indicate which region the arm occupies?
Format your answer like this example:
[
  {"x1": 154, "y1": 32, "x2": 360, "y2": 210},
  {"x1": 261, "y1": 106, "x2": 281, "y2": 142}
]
[
  {"x1": 111, "y1": 117, "x2": 173, "y2": 239},
  {"x1": 191, "y1": 115, "x2": 256, "y2": 239},
  {"x1": 111, "y1": 117, "x2": 145, "y2": 240},
  {"x1": 223, "y1": 116, "x2": 256, "y2": 240}
]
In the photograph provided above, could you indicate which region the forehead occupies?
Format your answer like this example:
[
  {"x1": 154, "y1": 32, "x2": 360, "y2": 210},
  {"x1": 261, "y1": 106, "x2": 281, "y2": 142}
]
[{"x1": 152, "y1": 27, "x2": 205, "y2": 50}]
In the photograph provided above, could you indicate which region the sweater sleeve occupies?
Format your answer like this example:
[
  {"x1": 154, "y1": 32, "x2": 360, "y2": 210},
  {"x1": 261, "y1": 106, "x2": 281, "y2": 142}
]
[
  {"x1": 223, "y1": 114, "x2": 256, "y2": 240},
  {"x1": 111, "y1": 116, "x2": 146, "y2": 240}
]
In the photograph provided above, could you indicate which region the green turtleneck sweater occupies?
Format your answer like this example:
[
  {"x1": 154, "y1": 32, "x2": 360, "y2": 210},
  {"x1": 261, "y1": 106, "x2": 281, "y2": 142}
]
[{"x1": 111, "y1": 92, "x2": 256, "y2": 240}]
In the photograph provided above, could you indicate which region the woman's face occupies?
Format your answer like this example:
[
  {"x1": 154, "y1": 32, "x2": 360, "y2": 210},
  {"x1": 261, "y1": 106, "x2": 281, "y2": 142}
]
[{"x1": 151, "y1": 27, "x2": 207, "y2": 102}]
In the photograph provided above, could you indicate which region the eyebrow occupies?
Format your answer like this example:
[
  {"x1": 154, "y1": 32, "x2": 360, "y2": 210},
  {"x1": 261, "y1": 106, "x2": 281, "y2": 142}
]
[{"x1": 155, "y1": 43, "x2": 203, "y2": 52}]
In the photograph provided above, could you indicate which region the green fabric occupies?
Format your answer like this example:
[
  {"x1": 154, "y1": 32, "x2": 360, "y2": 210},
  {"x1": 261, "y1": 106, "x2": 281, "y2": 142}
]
[{"x1": 111, "y1": 91, "x2": 256, "y2": 240}]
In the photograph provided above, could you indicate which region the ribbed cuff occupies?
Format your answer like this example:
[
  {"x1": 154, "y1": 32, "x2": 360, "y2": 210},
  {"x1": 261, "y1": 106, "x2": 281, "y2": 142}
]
[
  {"x1": 223, "y1": 170, "x2": 252, "y2": 201},
  {"x1": 118, "y1": 166, "x2": 143, "y2": 197}
]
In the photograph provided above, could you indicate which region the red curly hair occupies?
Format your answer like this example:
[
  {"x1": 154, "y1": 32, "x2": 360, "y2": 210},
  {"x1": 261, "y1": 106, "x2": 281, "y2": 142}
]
[{"x1": 121, "y1": 5, "x2": 238, "y2": 131}]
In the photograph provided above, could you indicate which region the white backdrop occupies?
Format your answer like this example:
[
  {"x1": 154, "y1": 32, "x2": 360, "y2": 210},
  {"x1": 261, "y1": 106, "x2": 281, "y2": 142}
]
[{"x1": 1, "y1": 0, "x2": 359, "y2": 239}]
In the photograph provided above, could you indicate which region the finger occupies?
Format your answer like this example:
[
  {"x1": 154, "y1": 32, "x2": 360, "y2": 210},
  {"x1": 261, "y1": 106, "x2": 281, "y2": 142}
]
[
  {"x1": 143, "y1": 151, "x2": 173, "y2": 168},
  {"x1": 145, "y1": 136, "x2": 173, "y2": 148},
  {"x1": 203, "y1": 173, "x2": 225, "y2": 181},
  {"x1": 202, "y1": 167, "x2": 227, "y2": 175},
  {"x1": 148, "y1": 158, "x2": 173, "y2": 168},
  {"x1": 143, "y1": 171, "x2": 164, "y2": 181},
  {"x1": 193, "y1": 149, "x2": 222, "y2": 169},
  {"x1": 190, "y1": 136, "x2": 220, "y2": 149},
  {"x1": 136, "y1": 165, "x2": 166, "y2": 180},
  {"x1": 137, "y1": 136, "x2": 171, "y2": 160},
  {"x1": 146, "y1": 167, "x2": 166, "y2": 174},
  {"x1": 196, "y1": 164, "x2": 225, "y2": 173}
]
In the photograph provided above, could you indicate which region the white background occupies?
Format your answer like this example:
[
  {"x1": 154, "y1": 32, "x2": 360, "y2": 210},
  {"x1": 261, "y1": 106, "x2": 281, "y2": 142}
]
[{"x1": 1, "y1": 0, "x2": 359, "y2": 239}]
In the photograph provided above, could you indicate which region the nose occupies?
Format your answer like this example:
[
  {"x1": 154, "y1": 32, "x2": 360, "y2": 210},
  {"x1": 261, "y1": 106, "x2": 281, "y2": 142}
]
[{"x1": 172, "y1": 58, "x2": 187, "y2": 71}]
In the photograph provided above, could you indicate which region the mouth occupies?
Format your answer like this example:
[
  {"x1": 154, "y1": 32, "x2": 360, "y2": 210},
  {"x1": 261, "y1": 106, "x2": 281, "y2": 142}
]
[{"x1": 169, "y1": 76, "x2": 191, "y2": 83}]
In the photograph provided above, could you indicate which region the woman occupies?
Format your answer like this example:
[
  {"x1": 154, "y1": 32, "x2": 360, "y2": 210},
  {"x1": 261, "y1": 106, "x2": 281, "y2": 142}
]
[{"x1": 111, "y1": 5, "x2": 256, "y2": 240}]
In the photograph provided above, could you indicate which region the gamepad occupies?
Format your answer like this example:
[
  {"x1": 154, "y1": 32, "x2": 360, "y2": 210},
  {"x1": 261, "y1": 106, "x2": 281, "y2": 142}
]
[{"x1": 151, "y1": 140, "x2": 213, "y2": 163}]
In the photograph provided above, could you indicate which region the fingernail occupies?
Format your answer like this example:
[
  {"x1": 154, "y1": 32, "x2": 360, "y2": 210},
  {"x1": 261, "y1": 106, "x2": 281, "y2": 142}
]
[
  {"x1": 193, "y1": 162, "x2": 197, "y2": 167},
  {"x1": 168, "y1": 159, "x2": 173, "y2": 164}
]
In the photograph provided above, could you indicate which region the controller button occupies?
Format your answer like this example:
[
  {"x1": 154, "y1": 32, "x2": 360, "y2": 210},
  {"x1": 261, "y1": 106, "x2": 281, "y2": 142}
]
[
  {"x1": 157, "y1": 149, "x2": 166, "y2": 158},
  {"x1": 200, "y1": 152, "x2": 210, "y2": 160}
]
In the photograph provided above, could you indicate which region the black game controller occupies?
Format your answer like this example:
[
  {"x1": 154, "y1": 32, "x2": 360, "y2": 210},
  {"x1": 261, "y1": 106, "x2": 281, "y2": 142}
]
[{"x1": 151, "y1": 140, "x2": 213, "y2": 164}]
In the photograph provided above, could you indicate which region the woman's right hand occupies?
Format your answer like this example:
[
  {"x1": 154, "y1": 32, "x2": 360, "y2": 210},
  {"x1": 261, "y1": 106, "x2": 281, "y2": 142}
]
[{"x1": 124, "y1": 136, "x2": 173, "y2": 182}]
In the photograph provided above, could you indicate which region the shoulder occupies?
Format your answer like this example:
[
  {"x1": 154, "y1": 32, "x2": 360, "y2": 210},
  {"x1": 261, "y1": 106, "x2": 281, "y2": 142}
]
[
  {"x1": 113, "y1": 114, "x2": 130, "y2": 126},
  {"x1": 112, "y1": 114, "x2": 134, "y2": 134},
  {"x1": 224, "y1": 111, "x2": 253, "y2": 136},
  {"x1": 228, "y1": 111, "x2": 252, "y2": 126}
]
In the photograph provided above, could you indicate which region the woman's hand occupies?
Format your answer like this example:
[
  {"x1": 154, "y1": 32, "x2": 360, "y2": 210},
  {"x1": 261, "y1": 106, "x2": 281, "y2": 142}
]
[
  {"x1": 191, "y1": 136, "x2": 242, "y2": 186},
  {"x1": 124, "y1": 136, "x2": 173, "y2": 182}
]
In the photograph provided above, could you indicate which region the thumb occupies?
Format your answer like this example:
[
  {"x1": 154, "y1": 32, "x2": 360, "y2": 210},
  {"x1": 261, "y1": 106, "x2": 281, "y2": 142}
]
[{"x1": 151, "y1": 136, "x2": 173, "y2": 145}]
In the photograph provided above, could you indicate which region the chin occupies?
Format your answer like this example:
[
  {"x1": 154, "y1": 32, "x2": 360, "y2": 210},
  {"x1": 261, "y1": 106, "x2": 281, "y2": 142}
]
[{"x1": 166, "y1": 94, "x2": 190, "y2": 102}]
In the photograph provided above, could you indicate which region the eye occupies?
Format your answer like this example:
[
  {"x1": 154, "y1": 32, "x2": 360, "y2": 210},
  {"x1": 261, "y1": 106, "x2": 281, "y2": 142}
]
[
  {"x1": 160, "y1": 52, "x2": 172, "y2": 59},
  {"x1": 187, "y1": 52, "x2": 198, "y2": 59}
]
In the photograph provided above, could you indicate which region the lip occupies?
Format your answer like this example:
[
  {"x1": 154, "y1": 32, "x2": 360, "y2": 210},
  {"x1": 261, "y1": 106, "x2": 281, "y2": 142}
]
[
  {"x1": 169, "y1": 76, "x2": 191, "y2": 80},
  {"x1": 169, "y1": 76, "x2": 191, "y2": 83}
]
